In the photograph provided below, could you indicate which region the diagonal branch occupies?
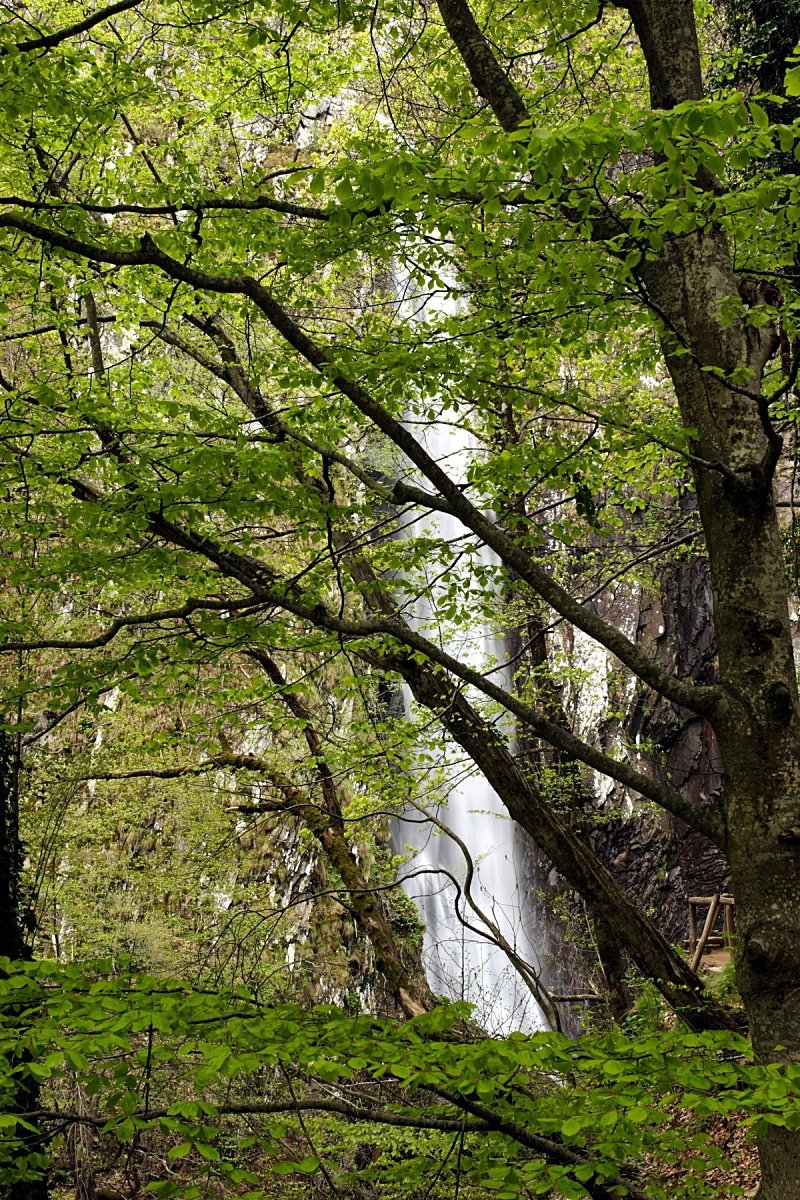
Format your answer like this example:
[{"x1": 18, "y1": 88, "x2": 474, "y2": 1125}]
[
  {"x1": 0, "y1": 596, "x2": 263, "y2": 652},
  {"x1": 215, "y1": 745, "x2": 434, "y2": 1017},
  {"x1": 22, "y1": 464, "x2": 729, "y2": 1022},
  {"x1": 144, "y1": 317, "x2": 456, "y2": 514},
  {"x1": 0, "y1": 192, "x2": 331, "y2": 221},
  {"x1": 9, "y1": 0, "x2": 144, "y2": 53},
  {"x1": 28, "y1": 1099, "x2": 652, "y2": 1200},
  {"x1": 408, "y1": 800, "x2": 562, "y2": 1028},
  {"x1": 151, "y1": 508, "x2": 726, "y2": 842},
  {"x1": 25, "y1": 372, "x2": 724, "y2": 848},
  {"x1": 381, "y1": 648, "x2": 735, "y2": 1031},
  {"x1": 426, "y1": 1084, "x2": 648, "y2": 1200},
  {"x1": 0, "y1": 214, "x2": 724, "y2": 718},
  {"x1": 432, "y1": 0, "x2": 530, "y2": 132},
  {"x1": 49, "y1": 458, "x2": 725, "y2": 844}
]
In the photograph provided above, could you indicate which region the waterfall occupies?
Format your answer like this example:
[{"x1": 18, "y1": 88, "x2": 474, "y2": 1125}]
[{"x1": 392, "y1": 412, "x2": 550, "y2": 1035}]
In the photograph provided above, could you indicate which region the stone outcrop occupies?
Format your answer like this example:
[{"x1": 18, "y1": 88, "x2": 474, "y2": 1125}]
[{"x1": 516, "y1": 555, "x2": 733, "y2": 1023}]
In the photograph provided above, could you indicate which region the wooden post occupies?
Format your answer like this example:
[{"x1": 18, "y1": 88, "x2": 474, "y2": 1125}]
[
  {"x1": 688, "y1": 901, "x2": 699, "y2": 957},
  {"x1": 690, "y1": 893, "x2": 721, "y2": 972},
  {"x1": 722, "y1": 895, "x2": 736, "y2": 948}
]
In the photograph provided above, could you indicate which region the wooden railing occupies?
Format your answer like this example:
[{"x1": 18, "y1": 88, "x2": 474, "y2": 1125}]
[{"x1": 686, "y1": 894, "x2": 736, "y2": 971}]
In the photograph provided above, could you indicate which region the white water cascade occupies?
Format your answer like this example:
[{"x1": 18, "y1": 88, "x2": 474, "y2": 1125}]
[{"x1": 392, "y1": 413, "x2": 550, "y2": 1035}]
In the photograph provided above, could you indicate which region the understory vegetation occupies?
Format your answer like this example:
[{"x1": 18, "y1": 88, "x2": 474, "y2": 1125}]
[{"x1": 3, "y1": 0, "x2": 800, "y2": 1195}]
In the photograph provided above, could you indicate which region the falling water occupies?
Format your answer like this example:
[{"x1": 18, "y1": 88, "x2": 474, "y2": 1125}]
[{"x1": 392, "y1": 412, "x2": 549, "y2": 1035}]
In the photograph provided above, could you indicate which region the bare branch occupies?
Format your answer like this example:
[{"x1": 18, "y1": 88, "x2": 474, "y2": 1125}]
[
  {"x1": 0, "y1": 192, "x2": 330, "y2": 221},
  {"x1": 0, "y1": 597, "x2": 262, "y2": 653},
  {"x1": 27, "y1": 1098, "x2": 650, "y2": 1200},
  {"x1": 9, "y1": 0, "x2": 144, "y2": 53},
  {"x1": 406, "y1": 799, "x2": 561, "y2": 1028}
]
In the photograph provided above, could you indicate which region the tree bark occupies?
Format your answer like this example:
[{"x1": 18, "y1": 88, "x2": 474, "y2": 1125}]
[
  {"x1": 625, "y1": 3, "x2": 800, "y2": 1195},
  {"x1": 0, "y1": 730, "x2": 49, "y2": 1200}
]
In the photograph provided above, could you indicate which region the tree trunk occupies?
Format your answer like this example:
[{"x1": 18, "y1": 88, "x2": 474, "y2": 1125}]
[
  {"x1": 710, "y1": 493, "x2": 800, "y2": 1200},
  {"x1": 628, "y1": 4, "x2": 800, "y2": 1193},
  {"x1": 0, "y1": 729, "x2": 49, "y2": 1200},
  {"x1": 0, "y1": 729, "x2": 26, "y2": 964}
]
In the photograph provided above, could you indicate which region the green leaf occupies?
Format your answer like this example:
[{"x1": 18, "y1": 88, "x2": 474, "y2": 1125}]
[
  {"x1": 117, "y1": 1119, "x2": 136, "y2": 1142},
  {"x1": 167, "y1": 1143, "x2": 193, "y2": 1159},
  {"x1": 196, "y1": 1143, "x2": 221, "y2": 1161},
  {"x1": 786, "y1": 66, "x2": 800, "y2": 96},
  {"x1": 627, "y1": 1106, "x2": 649, "y2": 1124},
  {"x1": 295, "y1": 1156, "x2": 321, "y2": 1173}
]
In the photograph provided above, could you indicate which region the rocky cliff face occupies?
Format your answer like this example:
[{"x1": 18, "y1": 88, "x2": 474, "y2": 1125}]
[
  {"x1": 516, "y1": 555, "x2": 732, "y2": 1024},
  {"x1": 594, "y1": 557, "x2": 729, "y2": 942}
]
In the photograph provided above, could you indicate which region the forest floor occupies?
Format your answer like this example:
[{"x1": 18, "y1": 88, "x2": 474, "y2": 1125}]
[
  {"x1": 641, "y1": 947, "x2": 759, "y2": 1198},
  {"x1": 644, "y1": 1105, "x2": 760, "y2": 1198},
  {"x1": 50, "y1": 948, "x2": 763, "y2": 1200},
  {"x1": 699, "y1": 947, "x2": 733, "y2": 973}
]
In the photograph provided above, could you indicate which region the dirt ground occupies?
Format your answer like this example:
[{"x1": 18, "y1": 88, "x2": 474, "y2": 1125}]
[
  {"x1": 699, "y1": 948, "x2": 733, "y2": 973},
  {"x1": 641, "y1": 948, "x2": 760, "y2": 1198}
]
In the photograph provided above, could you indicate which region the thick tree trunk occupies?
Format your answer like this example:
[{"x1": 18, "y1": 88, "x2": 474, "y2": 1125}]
[
  {"x1": 703, "y1": 469, "x2": 800, "y2": 1200},
  {"x1": 626, "y1": 6, "x2": 800, "y2": 1194},
  {"x1": 640, "y1": 181, "x2": 800, "y2": 1200},
  {"x1": 0, "y1": 730, "x2": 26, "y2": 964},
  {"x1": 707, "y1": 497, "x2": 800, "y2": 1198},
  {"x1": 0, "y1": 730, "x2": 49, "y2": 1200}
]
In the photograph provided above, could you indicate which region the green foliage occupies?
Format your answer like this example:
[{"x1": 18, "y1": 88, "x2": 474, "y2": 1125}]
[
  {"x1": 2, "y1": 0, "x2": 800, "y2": 1192},
  {"x1": 623, "y1": 981, "x2": 670, "y2": 1037},
  {"x1": 0, "y1": 958, "x2": 791, "y2": 1198}
]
